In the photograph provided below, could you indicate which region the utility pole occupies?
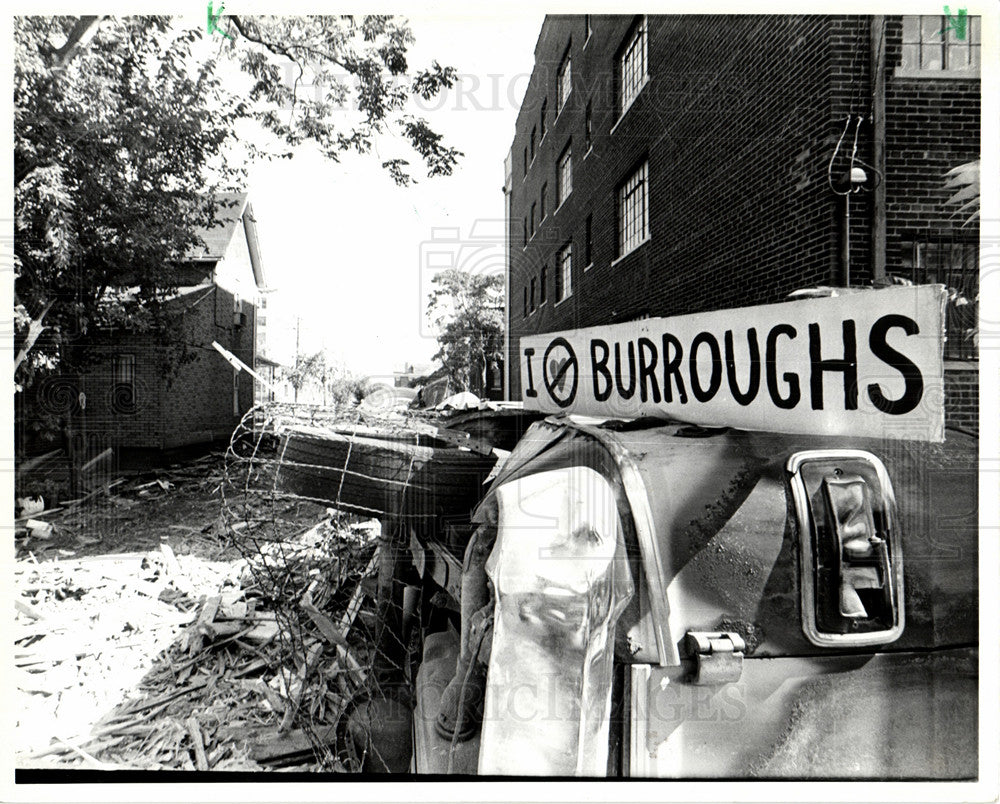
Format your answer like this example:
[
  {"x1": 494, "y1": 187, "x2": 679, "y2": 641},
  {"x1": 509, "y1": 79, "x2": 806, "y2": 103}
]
[{"x1": 294, "y1": 316, "x2": 300, "y2": 403}]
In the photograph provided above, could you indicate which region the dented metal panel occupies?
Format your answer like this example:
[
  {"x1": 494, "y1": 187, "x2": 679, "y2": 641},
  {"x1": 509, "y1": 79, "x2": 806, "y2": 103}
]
[{"x1": 629, "y1": 646, "x2": 977, "y2": 779}]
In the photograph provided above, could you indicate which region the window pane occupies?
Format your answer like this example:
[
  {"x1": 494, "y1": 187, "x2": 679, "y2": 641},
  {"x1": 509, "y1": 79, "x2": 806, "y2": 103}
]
[
  {"x1": 921, "y1": 15, "x2": 943, "y2": 43},
  {"x1": 620, "y1": 19, "x2": 647, "y2": 113},
  {"x1": 921, "y1": 40, "x2": 944, "y2": 70},
  {"x1": 901, "y1": 15, "x2": 920, "y2": 42},
  {"x1": 900, "y1": 43, "x2": 920, "y2": 71},
  {"x1": 947, "y1": 40, "x2": 971, "y2": 70},
  {"x1": 618, "y1": 161, "x2": 649, "y2": 256}
]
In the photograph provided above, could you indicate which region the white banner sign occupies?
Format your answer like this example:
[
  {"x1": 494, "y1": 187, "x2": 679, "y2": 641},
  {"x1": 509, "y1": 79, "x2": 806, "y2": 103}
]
[{"x1": 520, "y1": 285, "x2": 947, "y2": 441}]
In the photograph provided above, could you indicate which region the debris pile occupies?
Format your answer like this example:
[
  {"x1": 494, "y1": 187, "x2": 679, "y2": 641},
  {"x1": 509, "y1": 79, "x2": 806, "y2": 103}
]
[{"x1": 15, "y1": 516, "x2": 382, "y2": 771}]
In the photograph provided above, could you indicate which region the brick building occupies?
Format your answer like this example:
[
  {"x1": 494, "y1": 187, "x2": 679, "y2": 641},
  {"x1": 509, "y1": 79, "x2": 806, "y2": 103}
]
[
  {"x1": 504, "y1": 14, "x2": 980, "y2": 430},
  {"x1": 37, "y1": 193, "x2": 267, "y2": 461}
]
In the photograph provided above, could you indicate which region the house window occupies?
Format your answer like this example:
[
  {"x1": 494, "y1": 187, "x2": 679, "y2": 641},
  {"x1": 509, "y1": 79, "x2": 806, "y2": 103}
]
[
  {"x1": 540, "y1": 98, "x2": 547, "y2": 140},
  {"x1": 900, "y1": 14, "x2": 981, "y2": 75},
  {"x1": 522, "y1": 217, "x2": 527, "y2": 247},
  {"x1": 523, "y1": 147, "x2": 528, "y2": 177},
  {"x1": 618, "y1": 160, "x2": 649, "y2": 257},
  {"x1": 530, "y1": 126, "x2": 537, "y2": 162},
  {"x1": 540, "y1": 265, "x2": 548, "y2": 304},
  {"x1": 619, "y1": 17, "x2": 648, "y2": 114},
  {"x1": 585, "y1": 101, "x2": 593, "y2": 152},
  {"x1": 112, "y1": 354, "x2": 136, "y2": 413},
  {"x1": 899, "y1": 239, "x2": 978, "y2": 360},
  {"x1": 556, "y1": 243, "x2": 572, "y2": 302},
  {"x1": 530, "y1": 202, "x2": 537, "y2": 237},
  {"x1": 557, "y1": 143, "x2": 572, "y2": 206},
  {"x1": 530, "y1": 277, "x2": 536, "y2": 312},
  {"x1": 585, "y1": 214, "x2": 593, "y2": 266},
  {"x1": 540, "y1": 183, "x2": 547, "y2": 221},
  {"x1": 557, "y1": 46, "x2": 572, "y2": 112},
  {"x1": 523, "y1": 286, "x2": 529, "y2": 318}
]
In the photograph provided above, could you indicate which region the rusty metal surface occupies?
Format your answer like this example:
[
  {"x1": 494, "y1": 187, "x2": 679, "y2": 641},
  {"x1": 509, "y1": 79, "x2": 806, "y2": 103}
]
[{"x1": 629, "y1": 646, "x2": 977, "y2": 778}]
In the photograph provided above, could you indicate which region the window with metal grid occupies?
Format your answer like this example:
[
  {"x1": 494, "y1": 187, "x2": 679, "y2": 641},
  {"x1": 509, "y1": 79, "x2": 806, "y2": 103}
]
[
  {"x1": 900, "y1": 239, "x2": 978, "y2": 360},
  {"x1": 558, "y1": 144, "x2": 572, "y2": 206},
  {"x1": 618, "y1": 161, "x2": 649, "y2": 257},
  {"x1": 557, "y1": 48, "x2": 572, "y2": 112},
  {"x1": 556, "y1": 243, "x2": 572, "y2": 302},
  {"x1": 900, "y1": 15, "x2": 980, "y2": 74},
  {"x1": 620, "y1": 18, "x2": 647, "y2": 114}
]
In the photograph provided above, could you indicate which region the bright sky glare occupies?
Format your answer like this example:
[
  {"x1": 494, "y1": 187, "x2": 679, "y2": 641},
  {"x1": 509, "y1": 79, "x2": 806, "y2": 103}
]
[{"x1": 242, "y1": 13, "x2": 544, "y2": 381}]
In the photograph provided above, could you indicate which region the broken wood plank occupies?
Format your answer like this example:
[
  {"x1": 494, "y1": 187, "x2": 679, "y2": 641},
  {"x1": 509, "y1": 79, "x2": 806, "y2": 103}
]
[
  {"x1": 80, "y1": 448, "x2": 113, "y2": 474},
  {"x1": 249, "y1": 724, "x2": 338, "y2": 766},
  {"x1": 16, "y1": 449, "x2": 63, "y2": 477},
  {"x1": 300, "y1": 599, "x2": 350, "y2": 651},
  {"x1": 186, "y1": 717, "x2": 209, "y2": 771},
  {"x1": 121, "y1": 679, "x2": 208, "y2": 714},
  {"x1": 187, "y1": 595, "x2": 221, "y2": 654}
]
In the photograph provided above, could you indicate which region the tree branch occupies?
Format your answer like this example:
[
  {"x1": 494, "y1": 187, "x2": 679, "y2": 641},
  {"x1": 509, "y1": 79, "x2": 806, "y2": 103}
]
[{"x1": 14, "y1": 299, "x2": 55, "y2": 371}]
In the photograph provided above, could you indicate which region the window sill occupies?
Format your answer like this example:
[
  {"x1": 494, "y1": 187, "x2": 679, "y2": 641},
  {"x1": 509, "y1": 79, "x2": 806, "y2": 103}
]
[
  {"x1": 554, "y1": 294, "x2": 572, "y2": 308},
  {"x1": 610, "y1": 236, "x2": 649, "y2": 267},
  {"x1": 609, "y1": 75, "x2": 649, "y2": 137},
  {"x1": 555, "y1": 92, "x2": 572, "y2": 122},
  {"x1": 584, "y1": 146, "x2": 594, "y2": 160},
  {"x1": 583, "y1": 262, "x2": 594, "y2": 272},
  {"x1": 893, "y1": 67, "x2": 980, "y2": 80},
  {"x1": 555, "y1": 193, "x2": 572, "y2": 214}
]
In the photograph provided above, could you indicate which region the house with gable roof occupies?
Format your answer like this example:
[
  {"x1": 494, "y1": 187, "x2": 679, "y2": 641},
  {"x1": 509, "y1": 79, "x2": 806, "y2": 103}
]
[{"x1": 62, "y1": 192, "x2": 268, "y2": 459}]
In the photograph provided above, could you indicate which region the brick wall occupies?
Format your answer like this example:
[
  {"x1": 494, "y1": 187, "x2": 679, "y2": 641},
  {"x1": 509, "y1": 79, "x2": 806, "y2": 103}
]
[
  {"x1": 507, "y1": 14, "x2": 979, "y2": 431},
  {"x1": 510, "y1": 15, "x2": 847, "y2": 398},
  {"x1": 63, "y1": 285, "x2": 258, "y2": 451},
  {"x1": 943, "y1": 364, "x2": 978, "y2": 432},
  {"x1": 160, "y1": 285, "x2": 257, "y2": 448}
]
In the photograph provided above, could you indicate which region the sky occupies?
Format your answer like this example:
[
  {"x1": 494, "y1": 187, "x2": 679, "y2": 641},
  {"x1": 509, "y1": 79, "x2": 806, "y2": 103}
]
[{"x1": 239, "y1": 13, "x2": 545, "y2": 380}]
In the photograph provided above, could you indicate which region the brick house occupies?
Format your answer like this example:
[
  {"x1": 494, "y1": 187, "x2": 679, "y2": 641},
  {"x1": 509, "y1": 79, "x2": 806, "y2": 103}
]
[
  {"x1": 504, "y1": 14, "x2": 980, "y2": 430},
  {"x1": 61, "y1": 193, "x2": 267, "y2": 460}
]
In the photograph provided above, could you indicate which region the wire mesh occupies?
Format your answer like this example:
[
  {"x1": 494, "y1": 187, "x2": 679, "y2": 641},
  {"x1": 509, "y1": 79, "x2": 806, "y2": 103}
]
[{"x1": 219, "y1": 402, "x2": 413, "y2": 771}]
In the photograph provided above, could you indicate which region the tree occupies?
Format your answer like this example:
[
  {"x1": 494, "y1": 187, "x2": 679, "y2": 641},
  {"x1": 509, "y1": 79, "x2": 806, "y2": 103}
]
[
  {"x1": 285, "y1": 350, "x2": 326, "y2": 403},
  {"x1": 426, "y1": 269, "x2": 504, "y2": 395},
  {"x1": 944, "y1": 160, "x2": 979, "y2": 226},
  {"x1": 14, "y1": 15, "x2": 461, "y2": 389}
]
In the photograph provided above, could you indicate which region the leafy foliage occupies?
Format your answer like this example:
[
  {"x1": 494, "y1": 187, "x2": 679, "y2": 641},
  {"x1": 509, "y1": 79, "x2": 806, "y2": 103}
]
[
  {"x1": 426, "y1": 268, "x2": 503, "y2": 395},
  {"x1": 944, "y1": 160, "x2": 980, "y2": 226},
  {"x1": 14, "y1": 15, "x2": 462, "y2": 389}
]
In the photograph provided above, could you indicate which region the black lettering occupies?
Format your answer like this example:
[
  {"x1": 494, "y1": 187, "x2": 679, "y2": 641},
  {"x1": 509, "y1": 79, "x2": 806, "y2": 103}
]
[
  {"x1": 637, "y1": 338, "x2": 662, "y2": 403},
  {"x1": 724, "y1": 328, "x2": 761, "y2": 406},
  {"x1": 689, "y1": 332, "x2": 722, "y2": 403},
  {"x1": 661, "y1": 333, "x2": 688, "y2": 403},
  {"x1": 524, "y1": 348, "x2": 538, "y2": 398},
  {"x1": 590, "y1": 338, "x2": 612, "y2": 402},
  {"x1": 809, "y1": 320, "x2": 858, "y2": 410},
  {"x1": 590, "y1": 339, "x2": 612, "y2": 402},
  {"x1": 613, "y1": 341, "x2": 637, "y2": 400},
  {"x1": 765, "y1": 325, "x2": 801, "y2": 409},
  {"x1": 867, "y1": 314, "x2": 924, "y2": 415}
]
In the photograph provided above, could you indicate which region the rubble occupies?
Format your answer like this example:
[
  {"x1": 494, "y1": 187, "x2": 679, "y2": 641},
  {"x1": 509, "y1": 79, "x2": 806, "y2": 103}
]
[{"x1": 15, "y1": 517, "x2": 382, "y2": 771}]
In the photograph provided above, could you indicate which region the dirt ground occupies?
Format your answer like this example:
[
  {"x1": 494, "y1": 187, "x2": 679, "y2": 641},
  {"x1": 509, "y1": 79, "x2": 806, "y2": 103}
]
[{"x1": 12, "y1": 450, "x2": 374, "y2": 772}]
